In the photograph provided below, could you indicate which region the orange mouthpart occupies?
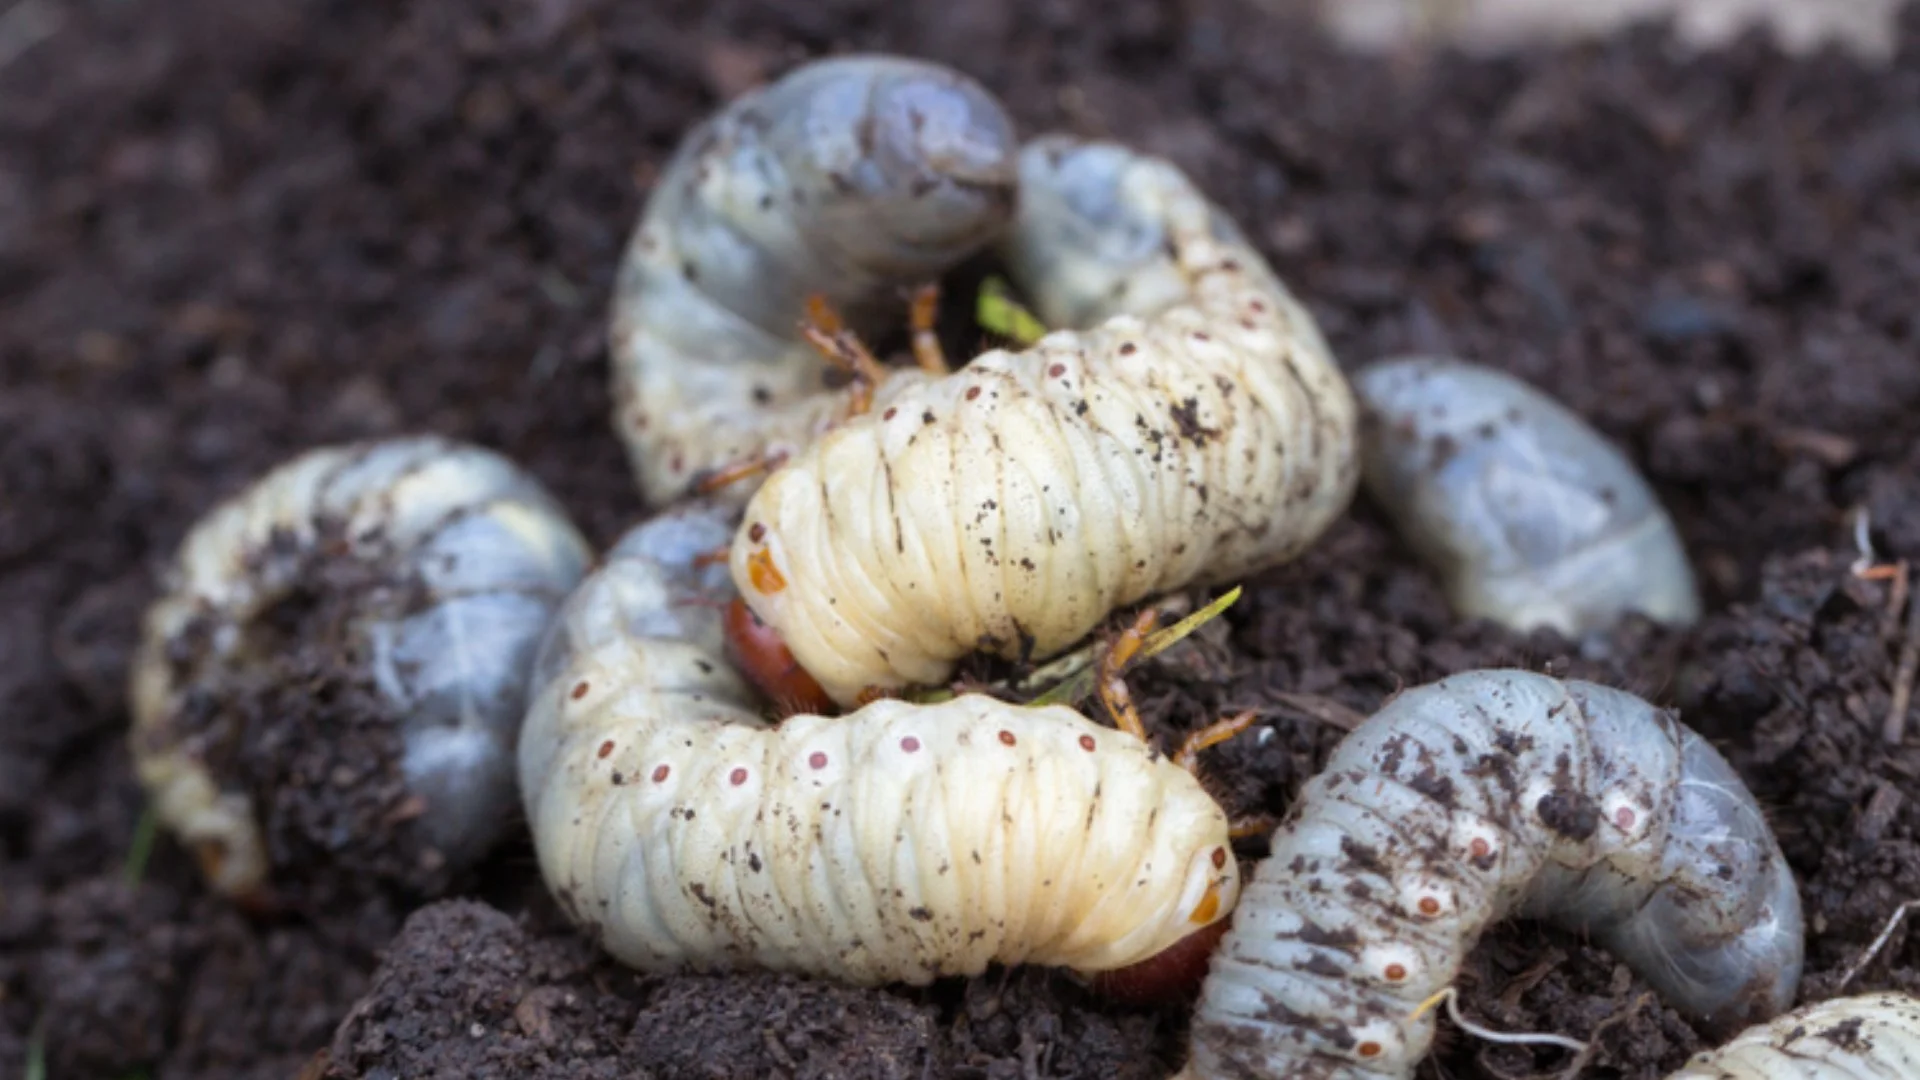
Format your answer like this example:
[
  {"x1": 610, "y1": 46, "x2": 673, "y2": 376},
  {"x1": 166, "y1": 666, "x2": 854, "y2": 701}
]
[
  {"x1": 1188, "y1": 881, "x2": 1223, "y2": 925},
  {"x1": 747, "y1": 547, "x2": 787, "y2": 594}
]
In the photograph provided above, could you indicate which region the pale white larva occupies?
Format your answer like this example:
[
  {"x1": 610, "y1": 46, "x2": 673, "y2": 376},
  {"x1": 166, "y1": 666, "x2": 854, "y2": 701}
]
[
  {"x1": 129, "y1": 435, "x2": 592, "y2": 899},
  {"x1": 1354, "y1": 356, "x2": 1702, "y2": 637},
  {"x1": 1668, "y1": 992, "x2": 1920, "y2": 1078},
  {"x1": 609, "y1": 54, "x2": 1020, "y2": 509},
  {"x1": 729, "y1": 136, "x2": 1360, "y2": 706},
  {"x1": 517, "y1": 500, "x2": 1239, "y2": 985},
  {"x1": 1184, "y1": 669, "x2": 1804, "y2": 1080}
]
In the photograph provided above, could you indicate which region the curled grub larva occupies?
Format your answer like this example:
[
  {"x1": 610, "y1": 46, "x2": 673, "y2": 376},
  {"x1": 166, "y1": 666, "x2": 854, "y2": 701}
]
[
  {"x1": 729, "y1": 136, "x2": 1359, "y2": 706},
  {"x1": 609, "y1": 54, "x2": 1020, "y2": 508},
  {"x1": 1186, "y1": 669, "x2": 1803, "y2": 1079},
  {"x1": 518, "y1": 501, "x2": 1239, "y2": 985},
  {"x1": 1668, "y1": 992, "x2": 1920, "y2": 1078},
  {"x1": 1354, "y1": 357, "x2": 1702, "y2": 637},
  {"x1": 129, "y1": 436, "x2": 591, "y2": 899}
]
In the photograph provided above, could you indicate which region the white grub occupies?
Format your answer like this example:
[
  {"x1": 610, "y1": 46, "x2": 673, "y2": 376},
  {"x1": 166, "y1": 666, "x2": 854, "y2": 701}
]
[
  {"x1": 609, "y1": 54, "x2": 1020, "y2": 509},
  {"x1": 518, "y1": 501, "x2": 1238, "y2": 984},
  {"x1": 1354, "y1": 356, "x2": 1701, "y2": 637},
  {"x1": 129, "y1": 436, "x2": 591, "y2": 898},
  {"x1": 1185, "y1": 669, "x2": 1803, "y2": 1079},
  {"x1": 730, "y1": 136, "x2": 1359, "y2": 706},
  {"x1": 1668, "y1": 992, "x2": 1920, "y2": 1078}
]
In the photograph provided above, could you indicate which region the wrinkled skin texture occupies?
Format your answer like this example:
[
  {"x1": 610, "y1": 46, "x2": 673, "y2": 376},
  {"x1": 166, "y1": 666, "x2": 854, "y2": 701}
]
[
  {"x1": 1187, "y1": 670, "x2": 1802, "y2": 1079},
  {"x1": 731, "y1": 137, "x2": 1359, "y2": 705},
  {"x1": 1355, "y1": 357, "x2": 1701, "y2": 638},
  {"x1": 1665, "y1": 992, "x2": 1920, "y2": 1079},
  {"x1": 609, "y1": 55, "x2": 1021, "y2": 509},
  {"x1": 518, "y1": 502, "x2": 1239, "y2": 985},
  {"x1": 129, "y1": 436, "x2": 591, "y2": 898}
]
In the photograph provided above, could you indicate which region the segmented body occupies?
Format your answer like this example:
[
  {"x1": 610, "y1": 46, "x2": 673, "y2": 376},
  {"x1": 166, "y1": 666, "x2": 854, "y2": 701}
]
[
  {"x1": 1186, "y1": 669, "x2": 1803, "y2": 1079},
  {"x1": 1354, "y1": 357, "x2": 1701, "y2": 636},
  {"x1": 129, "y1": 436, "x2": 591, "y2": 897},
  {"x1": 1668, "y1": 992, "x2": 1920, "y2": 1078},
  {"x1": 518, "y1": 501, "x2": 1238, "y2": 984},
  {"x1": 729, "y1": 137, "x2": 1359, "y2": 706},
  {"x1": 609, "y1": 54, "x2": 1020, "y2": 508}
]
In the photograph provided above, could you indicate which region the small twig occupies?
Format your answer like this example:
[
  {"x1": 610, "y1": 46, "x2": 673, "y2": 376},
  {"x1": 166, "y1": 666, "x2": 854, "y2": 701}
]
[
  {"x1": 1496, "y1": 950, "x2": 1563, "y2": 1011},
  {"x1": 1411, "y1": 987, "x2": 1588, "y2": 1058},
  {"x1": 1024, "y1": 588, "x2": 1240, "y2": 709},
  {"x1": 1774, "y1": 426, "x2": 1859, "y2": 468},
  {"x1": 1851, "y1": 506, "x2": 1879, "y2": 577},
  {"x1": 1885, "y1": 584, "x2": 1920, "y2": 745},
  {"x1": 123, "y1": 804, "x2": 159, "y2": 886},
  {"x1": 1223, "y1": 691, "x2": 1371, "y2": 733},
  {"x1": 1881, "y1": 562, "x2": 1912, "y2": 642},
  {"x1": 24, "y1": 1011, "x2": 46, "y2": 1080},
  {"x1": 1836, "y1": 899, "x2": 1920, "y2": 991},
  {"x1": 1554, "y1": 990, "x2": 1652, "y2": 1080}
]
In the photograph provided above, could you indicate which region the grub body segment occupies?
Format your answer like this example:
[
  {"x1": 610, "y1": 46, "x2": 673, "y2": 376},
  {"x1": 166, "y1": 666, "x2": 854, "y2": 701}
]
[
  {"x1": 1354, "y1": 357, "x2": 1701, "y2": 636},
  {"x1": 610, "y1": 55, "x2": 1020, "y2": 509},
  {"x1": 1186, "y1": 670, "x2": 1802, "y2": 1079},
  {"x1": 731, "y1": 137, "x2": 1359, "y2": 705},
  {"x1": 520, "y1": 503, "x2": 1239, "y2": 985},
  {"x1": 130, "y1": 436, "x2": 591, "y2": 897},
  {"x1": 1667, "y1": 992, "x2": 1920, "y2": 1078}
]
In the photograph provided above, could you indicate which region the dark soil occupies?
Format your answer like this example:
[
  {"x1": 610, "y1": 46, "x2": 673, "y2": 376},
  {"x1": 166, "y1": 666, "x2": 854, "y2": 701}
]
[
  {"x1": 151, "y1": 517, "x2": 454, "y2": 914},
  {"x1": 4, "y1": 1, "x2": 1920, "y2": 1078}
]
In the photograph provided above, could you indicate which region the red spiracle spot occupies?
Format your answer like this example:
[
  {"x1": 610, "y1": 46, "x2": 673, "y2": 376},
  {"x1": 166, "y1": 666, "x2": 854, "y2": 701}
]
[
  {"x1": 998, "y1": 730, "x2": 1017, "y2": 746},
  {"x1": 883, "y1": 407, "x2": 897, "y2": 420},
  {"x1": 748, "y1": 522, "x2": 766, "y2": 543},
  {"x1": 572, "y1": 681, "x2": 591, "y2": 700},
  {"x1": 965, "y1": 386, "x2": 981, "y2": 401},
  {"x1": 808, "y1": 751, "x2": 828, "y2": 769},
  {"x1": 1358, "y1": 1042, "x2": 1383, "y2": 1059},
  {"x1": 1211, "y1": 847, "x2": 1228, "y2": 869},
  {"x1": 1615, "y1": 807, "x2": 1638, "y2": 830},
  {"x1": 1384, "y1": 964, "x2": 1407, "y2": 982},
  {"x1": 1078, "y1": 734, "x2": 1097, "y2": 752},
  {"x1": 729, "y1": 767, "x2": 748, "y2": 786},
  {"x1": 1469, "y1": 838, "x2": 1492, "y2": 859},
  {"x1": 651, "y1": 764, "x2": 671, "y2": 783},
  {"x1": 746, "y1": 547, "x2": 787, "y2": 593},
  {"x1": 1119, "y1": 342, "x2": 1137, "y2": 355},
  {"x1": 597, "y1": 740, "x2": 615, "y2": 759},
  {"x1": 1417, "y1": 897, "x2": 1441, "y2": 916},
  {"x1": 900, "y1": 736, "x2": 921, "y2": 753},
  {"x1": 1249, "y1": 299, "x2": 1268, "y2": 313},
  {"x1": 1191, "y1": 331, "x2": 1211, "y2": 342},
  {"x1": 1049, "y1": 363, "x2": 1066, "y2": 377}
]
